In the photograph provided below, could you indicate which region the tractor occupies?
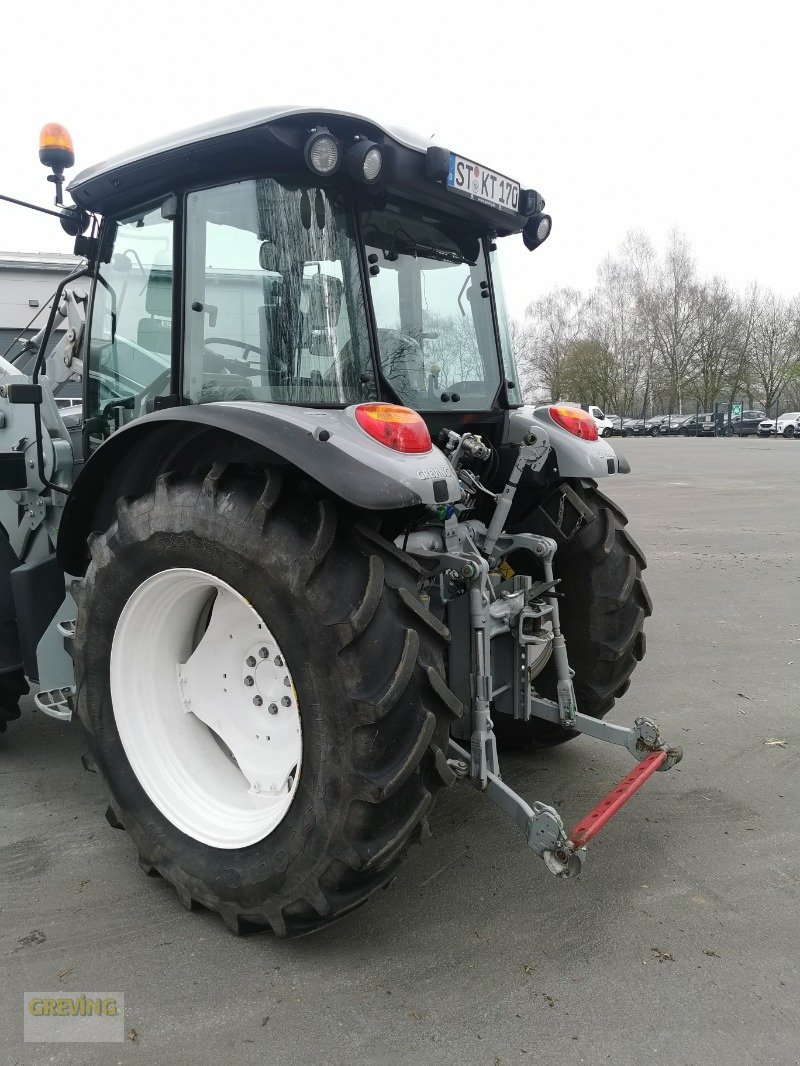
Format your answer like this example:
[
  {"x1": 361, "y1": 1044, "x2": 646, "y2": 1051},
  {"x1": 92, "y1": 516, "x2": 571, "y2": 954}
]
[{"x1": 0, "y1": 109, "x2": 680, "y2": 936}]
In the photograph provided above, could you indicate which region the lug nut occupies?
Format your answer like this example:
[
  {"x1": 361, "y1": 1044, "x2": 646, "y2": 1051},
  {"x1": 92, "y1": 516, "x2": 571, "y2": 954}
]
[
  {"x1": 284, "y1": 676, "x2": 291, "y2": 686},
  {"x1": 258, "y1": 647, "x2": 268, "y2": 659},
  {"x1": 274, "y1": 655, "x2": 283, "y2": 667},
  {"x1": 281, "y1": 696, "x2": 291, "y2": 707},
  {"x1": 268, "y1": 703, "x2": 278, "y2": 715},
  {"x1": 244, "y1": 675, "x2": 255, "y2": 687},
  {"x1": 246, "y1": 655, "x2": 256, "y2": 668},
  {"x1": 253, "y1": 696, "x2": 263, "y2": 707}
]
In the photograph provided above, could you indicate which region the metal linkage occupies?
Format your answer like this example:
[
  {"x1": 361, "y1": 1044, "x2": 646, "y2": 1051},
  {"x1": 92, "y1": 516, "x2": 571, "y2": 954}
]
[
  {"x1": 528, "y1": 699, "x2": 683, "y2": 769},
  {"x1": 406, "y1": 426, "x2": 683, "y2": 881},
  {"x1": 448, "y1": 737, "x2": 584, "y2": 877}
]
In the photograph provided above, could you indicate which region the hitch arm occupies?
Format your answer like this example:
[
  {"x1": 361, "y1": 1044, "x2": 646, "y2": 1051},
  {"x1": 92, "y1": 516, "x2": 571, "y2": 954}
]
[
  {"x1": 448, "y1": 739, "x2": 680, "y2": 879},
  {"x1": 448, "y1": 738, "x2": 582, "y2": 876}
]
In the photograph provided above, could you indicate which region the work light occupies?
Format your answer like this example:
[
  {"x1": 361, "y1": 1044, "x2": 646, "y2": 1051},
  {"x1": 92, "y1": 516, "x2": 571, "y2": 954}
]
[
  {"x1": 348, "y1": 139, "x2": 383, "y2": 184},
  {"x1": 304, "y1": 129, "x2": 341, "y2": 176},
  {"x1": 522, "y1": 213, "x2": 552, "y2": 251}
]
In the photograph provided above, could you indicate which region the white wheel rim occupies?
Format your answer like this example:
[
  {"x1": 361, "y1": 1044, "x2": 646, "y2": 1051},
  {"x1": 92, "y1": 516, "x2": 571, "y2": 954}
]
[{"x1": 110, "y1": 568, "x2": 302, "y2": 849}]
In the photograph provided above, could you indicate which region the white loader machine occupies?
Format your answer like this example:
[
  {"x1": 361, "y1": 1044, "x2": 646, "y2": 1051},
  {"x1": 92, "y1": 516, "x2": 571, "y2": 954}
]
[{"x1": 0, "y1": 113, "x2": 680, "y2": 935}]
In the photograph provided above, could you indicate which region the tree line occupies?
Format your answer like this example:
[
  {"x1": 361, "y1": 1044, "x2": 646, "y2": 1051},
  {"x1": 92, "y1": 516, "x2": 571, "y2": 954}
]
[{"x1": 512, "y1": 229, "x2": 800, "y2": 417}]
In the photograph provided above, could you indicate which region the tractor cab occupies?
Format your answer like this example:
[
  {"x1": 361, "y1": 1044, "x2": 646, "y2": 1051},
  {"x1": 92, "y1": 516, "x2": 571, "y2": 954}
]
[{"x1": 63, "y1": 107, "x2": 550, "y2": 450}]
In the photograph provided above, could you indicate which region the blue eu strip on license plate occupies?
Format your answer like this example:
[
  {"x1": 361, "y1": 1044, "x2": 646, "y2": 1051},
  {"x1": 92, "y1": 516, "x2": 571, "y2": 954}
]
[{"x1": 446, "y1": 153, "x2": 520, "y2": 212}]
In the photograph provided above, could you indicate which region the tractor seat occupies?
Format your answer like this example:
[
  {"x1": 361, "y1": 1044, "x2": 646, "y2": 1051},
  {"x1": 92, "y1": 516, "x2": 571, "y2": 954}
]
[{"x1": 137, "y1": 263, "x2": 173, "y2": 357}]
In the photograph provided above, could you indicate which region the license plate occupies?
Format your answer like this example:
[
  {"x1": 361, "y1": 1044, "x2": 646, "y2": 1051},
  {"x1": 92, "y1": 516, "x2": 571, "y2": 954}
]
[{"x1": 446, "y1": 153, "x2": 520, "y2": 213}]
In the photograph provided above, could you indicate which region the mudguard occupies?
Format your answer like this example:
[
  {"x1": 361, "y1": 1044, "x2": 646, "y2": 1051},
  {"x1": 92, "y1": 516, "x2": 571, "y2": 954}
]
[
  {"x1": 56, "y1": 401, "x2": 462, "y2": 575},
  {"x1": 507, "y1": 406, "x2": 629, "y2": 478}
]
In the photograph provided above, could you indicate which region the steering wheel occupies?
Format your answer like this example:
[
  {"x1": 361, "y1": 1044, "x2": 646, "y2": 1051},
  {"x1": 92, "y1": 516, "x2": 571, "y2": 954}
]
[{"x1": 204, "y1": 337, "x2": 267, "y2": 362}]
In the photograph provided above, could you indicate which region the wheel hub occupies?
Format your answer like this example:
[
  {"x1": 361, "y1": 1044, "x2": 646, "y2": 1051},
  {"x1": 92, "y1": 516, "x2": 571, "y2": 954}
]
[{"x1": 110, "y1": 568, "x2": 302, "y2": 849}]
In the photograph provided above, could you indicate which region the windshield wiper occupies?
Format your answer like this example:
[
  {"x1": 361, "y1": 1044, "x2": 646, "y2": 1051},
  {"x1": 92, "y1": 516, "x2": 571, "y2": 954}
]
[{"x1": 387, "y1": 240, "x2": 466, "y2": 265}]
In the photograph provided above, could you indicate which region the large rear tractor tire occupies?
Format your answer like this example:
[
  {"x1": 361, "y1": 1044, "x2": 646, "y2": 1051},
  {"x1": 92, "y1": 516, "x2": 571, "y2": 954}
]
[
  {"x1": 73, "y1": 465, "x2": 460, "y2": 936},
  {"x1": 496, "y1": 480, "x2": 651, "y2": 749}
]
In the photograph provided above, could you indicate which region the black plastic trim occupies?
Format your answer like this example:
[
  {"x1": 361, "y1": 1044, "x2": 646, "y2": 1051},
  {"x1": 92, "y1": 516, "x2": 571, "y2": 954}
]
[
  {"x1": 6, "y1": 383, "x2": 42, "y2": 405},
  {"x1": 0, "y1": 453, "x2": 27, "y2": 489},
  {"x1": 10, "y1": 554, "x2": 64, "y2": 682}
]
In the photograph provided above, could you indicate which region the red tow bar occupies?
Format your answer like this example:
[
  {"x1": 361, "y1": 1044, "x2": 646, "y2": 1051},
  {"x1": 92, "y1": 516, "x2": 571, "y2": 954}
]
[{"x1": 569, "y1": 750, "x2": 667, "y2": 849}]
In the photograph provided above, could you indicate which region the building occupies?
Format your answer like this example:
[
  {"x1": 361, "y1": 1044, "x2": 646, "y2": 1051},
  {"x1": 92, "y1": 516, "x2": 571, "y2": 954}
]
[{"x1": 0, "y1": 251, "x2": 84, "y2": 359}]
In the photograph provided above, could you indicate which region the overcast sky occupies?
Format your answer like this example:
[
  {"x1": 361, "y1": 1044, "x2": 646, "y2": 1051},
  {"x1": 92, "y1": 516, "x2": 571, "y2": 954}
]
[{"x1": 2, "y1": 0, "x2": 797, "y2": 318}]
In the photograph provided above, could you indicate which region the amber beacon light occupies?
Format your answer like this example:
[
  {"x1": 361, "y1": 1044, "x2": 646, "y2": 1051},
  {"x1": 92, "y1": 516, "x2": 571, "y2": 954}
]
[{"x1": 38, "y1": 123, "x2": 75, "y2": 205}]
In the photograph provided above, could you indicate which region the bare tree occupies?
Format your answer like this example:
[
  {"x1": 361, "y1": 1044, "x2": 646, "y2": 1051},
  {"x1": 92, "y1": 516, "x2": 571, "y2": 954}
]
[
  {"x1": 638, "y1": 229, "x2": 700, "y2": 414},
  {"x1": 593, "y1": 231, "x2": 655, "y2": 414},
  {"x1": 522, "y1": 286, "x2": 592, "y2": 401},
  {"x1": 559, "y1": 338, "x2": 617, "y2": 409},
  {"x1": 508, "y1": 317, "x2": 540, "y2": 401},
  {"x1": 514, "y1": 228, "x2": 800, "y2": 422},
  {"x1": 691, "y1": 277, "x2": 743, "y2": 409},
  {"x1": 749, "y1": 289, "x2": 800, "y2": 412}
]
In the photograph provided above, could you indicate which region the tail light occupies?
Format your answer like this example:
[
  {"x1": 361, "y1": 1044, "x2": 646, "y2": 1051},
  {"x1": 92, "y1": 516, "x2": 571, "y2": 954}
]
[
  {"x1": 549, "y1": 406, "x2": 599, "y2": 441},
  {"x1": 354, "y1": 403, "x2": 432, "y2": 453}
]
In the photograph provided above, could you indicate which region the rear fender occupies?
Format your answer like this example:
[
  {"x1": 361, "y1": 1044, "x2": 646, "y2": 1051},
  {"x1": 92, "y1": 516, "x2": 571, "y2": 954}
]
[
  {"x1": 56, "y1": 401, "x2": 461, "y2": 575},
  {"x1": 507, "y1": 406, "x2": 629, "y2": 478}
]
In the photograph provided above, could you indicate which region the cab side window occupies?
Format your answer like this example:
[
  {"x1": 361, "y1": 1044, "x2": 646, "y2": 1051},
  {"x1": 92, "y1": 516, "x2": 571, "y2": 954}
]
[{"x1": 87, "y1": 206, "x2": 174, "y2": 448}]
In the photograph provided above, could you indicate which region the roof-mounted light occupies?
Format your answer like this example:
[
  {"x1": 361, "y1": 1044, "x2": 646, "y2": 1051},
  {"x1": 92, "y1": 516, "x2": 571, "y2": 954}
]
[
  {"x1": 523, "y1": 213, "x2": 552, "y2": 251},
  {"x1": 38, "y1": 123, "x2": 75, "y2": 206},
  {"x1": 304, "y1": 128, "x2": 341, "y2": 176},
  {"x1": 354, "y1": 403, "x2": 432, "y2": 453},
  {"x1": 348, "y1": 139, "x2": 383, "y2": 184},
  {"x1": 39, "y1": 123, "x2": 75, "y2": 169}
]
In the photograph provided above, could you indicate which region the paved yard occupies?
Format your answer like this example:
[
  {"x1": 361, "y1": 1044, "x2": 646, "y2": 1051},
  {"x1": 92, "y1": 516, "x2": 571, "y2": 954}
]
[{"x1": 1, "y1": 437, "x2": 799, "y2": 1064}]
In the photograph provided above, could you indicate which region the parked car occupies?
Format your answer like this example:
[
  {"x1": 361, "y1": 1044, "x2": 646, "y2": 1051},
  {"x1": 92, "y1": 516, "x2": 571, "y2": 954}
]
[
  {"x1": 621, "y1": 418, "x2": 645, "y2": 436},
  {"x1": 605, "y1": 415, "x2": 625, "y2": 436},
  {"x1": 775, "y1": 412, "x2": 800, "y2": 438},
  {"x1": 758, "y1": 418, "x2": 775, "y2": 437},
  {"x1": 659, "y1": 415, "x2": 693, "y2": 435},
  {"x1": 644, "y1": 416, "x2": 670, "y2": 436},
  {"x1": 680, "y1": 413, "x2": 714, "y2": 436},
  {"x1": 727, "y1": 410, "x2": 766, "y2": 437}
]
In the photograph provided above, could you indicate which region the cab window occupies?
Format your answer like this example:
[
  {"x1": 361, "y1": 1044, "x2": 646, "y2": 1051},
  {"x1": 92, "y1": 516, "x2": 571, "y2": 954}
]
[
  {"x1": 182, "y1": 179, "x2": 374, "y2": 407},
  {"x1": 362, "y1": 200, "x2": 502, "y2": 411},
  {"x1": 87, "y1": 206, "x2": 174, "y2": 447}
]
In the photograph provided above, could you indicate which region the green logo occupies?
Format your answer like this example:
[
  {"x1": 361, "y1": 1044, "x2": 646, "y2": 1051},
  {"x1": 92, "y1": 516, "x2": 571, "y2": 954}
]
[{"x1": 731, "y1": 404, "x2": 742, "y2": 417}]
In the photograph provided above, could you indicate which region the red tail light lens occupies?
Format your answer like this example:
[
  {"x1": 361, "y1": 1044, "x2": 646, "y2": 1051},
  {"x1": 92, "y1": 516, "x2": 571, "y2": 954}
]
[
  {"x1": 549, "y1": 405, "x2": 599, "y2": 441},
  {"x1": 354, "y1": 403, "x2": 432, "y2": 453}
]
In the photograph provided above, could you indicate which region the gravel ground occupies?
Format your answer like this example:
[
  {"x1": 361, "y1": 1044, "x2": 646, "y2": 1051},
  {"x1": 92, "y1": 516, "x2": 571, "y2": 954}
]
[{"x1": 1, "y1": 437, "x2": 798, "y2": 1065}]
